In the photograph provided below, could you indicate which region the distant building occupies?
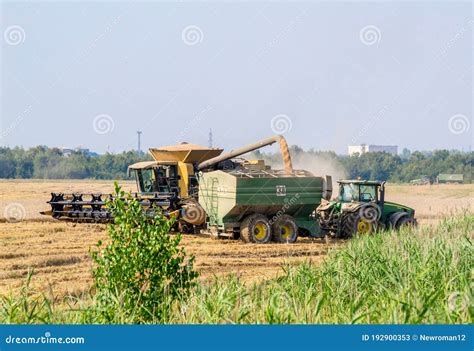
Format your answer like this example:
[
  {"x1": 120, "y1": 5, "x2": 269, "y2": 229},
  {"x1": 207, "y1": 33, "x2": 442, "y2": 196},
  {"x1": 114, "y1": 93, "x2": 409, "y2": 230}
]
[
  {"x1": 60, "y1": 148, "x2": 75, "y2": 157},
  {"x1": 60, "y1": 147, "x2": 98, "y2": 157},
  {"x1": 348, "y1": 144, "x2": 398, "y2": 156}
]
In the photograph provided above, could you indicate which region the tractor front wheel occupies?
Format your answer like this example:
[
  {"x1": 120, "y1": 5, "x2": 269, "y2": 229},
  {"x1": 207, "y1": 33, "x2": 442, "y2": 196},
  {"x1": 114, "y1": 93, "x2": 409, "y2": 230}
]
[
  {"x1": 396, "y1": 216, "x2": 417, "y2": 229},
  {"x1": 271, "y1": 215, "x2": 298, "y2": 243},
  {"x1": 389, "y1": 212, "x2": 417, "y2": 229},
  {"x1": 240, "y1": 214, "x2": 272, "y2": 244}
]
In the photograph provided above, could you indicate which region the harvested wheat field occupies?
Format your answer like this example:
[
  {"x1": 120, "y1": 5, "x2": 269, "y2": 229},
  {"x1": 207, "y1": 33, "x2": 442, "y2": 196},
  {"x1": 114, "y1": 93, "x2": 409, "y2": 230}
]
[{"x1": 0, "y1": 180, "x2": 472, "y2": 296}]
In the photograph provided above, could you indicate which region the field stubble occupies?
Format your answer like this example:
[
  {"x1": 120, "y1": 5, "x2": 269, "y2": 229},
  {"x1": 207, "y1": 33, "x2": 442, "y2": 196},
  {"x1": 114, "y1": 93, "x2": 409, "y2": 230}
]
[{"x1": 0, "y1": 180, "x2": 473, "y2": 296}]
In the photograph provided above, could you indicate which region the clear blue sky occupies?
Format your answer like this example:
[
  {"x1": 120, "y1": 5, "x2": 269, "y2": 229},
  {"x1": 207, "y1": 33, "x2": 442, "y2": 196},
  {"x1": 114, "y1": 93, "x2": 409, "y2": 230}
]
[{"x1": 1, "y1": 0, "x2": 472, "y2": 154}]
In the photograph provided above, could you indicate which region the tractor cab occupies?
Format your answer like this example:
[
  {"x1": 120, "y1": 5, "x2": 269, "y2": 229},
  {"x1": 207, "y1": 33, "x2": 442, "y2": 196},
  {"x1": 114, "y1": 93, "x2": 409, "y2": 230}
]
[{"x1": 338, "y1": 180, "x2": 385, "y2": 206}]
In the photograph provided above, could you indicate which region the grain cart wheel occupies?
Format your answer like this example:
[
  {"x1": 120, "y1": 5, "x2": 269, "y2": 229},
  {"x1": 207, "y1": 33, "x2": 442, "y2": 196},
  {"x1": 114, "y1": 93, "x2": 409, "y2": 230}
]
[
  {"x1": 240, "y1": 214, "x2": 272, "y2": 244},
  {"x1": 271, "y1": 215, "x2": 298, "y2": 243}
]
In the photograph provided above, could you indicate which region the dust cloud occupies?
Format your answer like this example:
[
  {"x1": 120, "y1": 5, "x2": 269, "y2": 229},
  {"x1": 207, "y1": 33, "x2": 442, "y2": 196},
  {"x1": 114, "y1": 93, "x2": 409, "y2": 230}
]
[
  {"x1": 294, "y1": 154, "x2": 345, "y2": 180},
  {"x1": 261, "y1": 152, "x2": 347, "y2": 198}
]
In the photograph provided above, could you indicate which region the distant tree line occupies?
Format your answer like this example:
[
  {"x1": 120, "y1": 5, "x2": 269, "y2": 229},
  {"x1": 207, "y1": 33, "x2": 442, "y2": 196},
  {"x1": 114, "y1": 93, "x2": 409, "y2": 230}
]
[
  {"x1": 0, "y1": 145, "x2": 472, "y2": 182},
  {"x1": 0, "y1": 146, "x2": 151, "y2": 179},
  {"x1": 253, "y1": 146, "x2": 473, "y2": 183}
]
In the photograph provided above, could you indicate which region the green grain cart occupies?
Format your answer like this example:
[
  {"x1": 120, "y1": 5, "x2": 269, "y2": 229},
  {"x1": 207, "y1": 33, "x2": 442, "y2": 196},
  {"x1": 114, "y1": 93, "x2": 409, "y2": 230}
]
[{"x1": 195, "y1": 136, "x2": 332, "y2": 243}]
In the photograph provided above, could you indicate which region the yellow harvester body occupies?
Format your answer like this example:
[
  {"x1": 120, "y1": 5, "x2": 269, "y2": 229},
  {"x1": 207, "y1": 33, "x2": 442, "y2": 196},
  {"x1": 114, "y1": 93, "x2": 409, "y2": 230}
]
[{"x1": 129, "y1": 143, "x2": 223, "y2": 197}]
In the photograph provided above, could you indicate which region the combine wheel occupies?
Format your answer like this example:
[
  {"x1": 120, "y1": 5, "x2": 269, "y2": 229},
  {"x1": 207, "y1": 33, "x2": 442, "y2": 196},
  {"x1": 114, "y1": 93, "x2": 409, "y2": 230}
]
[
  {"x1": 177, "y1": 221, "x2": 196, "y2": 234},
  {"x1": 271, "y1": 215, "x2": 298, "y2": 243},
  {"x1": 240, "y1": 214, "x2": 272, "y2": 244}
]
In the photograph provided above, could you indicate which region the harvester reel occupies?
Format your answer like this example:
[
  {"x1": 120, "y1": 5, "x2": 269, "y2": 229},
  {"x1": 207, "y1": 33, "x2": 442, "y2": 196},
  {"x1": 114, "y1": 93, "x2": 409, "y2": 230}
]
[{"x1": 45, "y1": 192, "x2": 172, "y2": 223}]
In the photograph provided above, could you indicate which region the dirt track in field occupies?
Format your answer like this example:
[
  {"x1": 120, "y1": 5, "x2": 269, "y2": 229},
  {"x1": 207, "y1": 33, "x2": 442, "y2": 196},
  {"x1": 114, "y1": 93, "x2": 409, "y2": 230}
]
[
  {"x1": 0, "y1": 221, "x2": 331, "y2": 296},
  {"x1": 0, "y1": 180, "x2": 472, "y2": 296}
]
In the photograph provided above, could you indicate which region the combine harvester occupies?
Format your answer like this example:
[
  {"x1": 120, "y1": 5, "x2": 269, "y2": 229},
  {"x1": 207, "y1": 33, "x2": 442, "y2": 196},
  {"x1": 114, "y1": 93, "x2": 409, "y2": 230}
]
[{"x1": 41, "y1": 135, "x2": 416, "y2": 243}]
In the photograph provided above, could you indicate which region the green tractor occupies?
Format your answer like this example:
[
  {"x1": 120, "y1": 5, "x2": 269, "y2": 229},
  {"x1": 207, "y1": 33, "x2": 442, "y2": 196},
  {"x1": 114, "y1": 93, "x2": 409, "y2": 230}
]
[{"x1": 316, "y1": 180, "x2": 416, "y2": 238}]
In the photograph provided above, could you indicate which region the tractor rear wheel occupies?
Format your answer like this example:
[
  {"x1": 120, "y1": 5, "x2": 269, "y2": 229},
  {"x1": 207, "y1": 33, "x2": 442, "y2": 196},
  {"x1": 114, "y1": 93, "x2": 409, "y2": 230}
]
[
  {"x1": 341, "y1": 211, "x2": 378, "y2": 238},
  {"x1": 271, "y1": 215, "x2": 298, "y2": 243},
  {"x1": 240, "y1": 214, "x2": 272, "y2": 244}
]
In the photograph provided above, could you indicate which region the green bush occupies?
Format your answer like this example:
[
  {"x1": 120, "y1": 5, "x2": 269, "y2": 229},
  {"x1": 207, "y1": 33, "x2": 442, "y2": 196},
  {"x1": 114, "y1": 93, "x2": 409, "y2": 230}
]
[{"x1": 91, "y1": 183, "x2": 198, "y2": 323}]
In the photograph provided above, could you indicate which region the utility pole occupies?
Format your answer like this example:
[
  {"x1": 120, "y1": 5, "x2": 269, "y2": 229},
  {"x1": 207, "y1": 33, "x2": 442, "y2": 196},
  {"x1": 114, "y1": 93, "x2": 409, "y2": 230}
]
[
  {"x1": 137, "y1": 131, "x2": 142, "y2": 154},
  {"x1": 208, "y1": 128, "x2": 213, "y2": 148}
]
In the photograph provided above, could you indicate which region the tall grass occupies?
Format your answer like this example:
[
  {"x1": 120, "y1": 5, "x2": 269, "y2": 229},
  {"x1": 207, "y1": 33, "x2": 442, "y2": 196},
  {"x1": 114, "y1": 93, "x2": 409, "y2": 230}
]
[
  {"x1": 170, "y1": 212, "x2": 472, "y2": 324},
  {"x1": 1, "y1": 213, "x2": 472, "y2": 324}
]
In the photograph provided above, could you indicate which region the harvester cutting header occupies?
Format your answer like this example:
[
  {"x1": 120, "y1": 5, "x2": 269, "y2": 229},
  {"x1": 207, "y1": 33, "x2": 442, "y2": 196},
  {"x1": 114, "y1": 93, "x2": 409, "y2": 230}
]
[{"x1": 41, "y1": 135, "x2": 416, "y2": 243}]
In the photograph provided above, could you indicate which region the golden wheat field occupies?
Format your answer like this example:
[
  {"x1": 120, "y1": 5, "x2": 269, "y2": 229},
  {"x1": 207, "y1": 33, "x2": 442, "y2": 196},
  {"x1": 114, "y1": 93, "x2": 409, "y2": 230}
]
[{"x1": 0, "y1": 180, "x2": 472, "y2": 296}]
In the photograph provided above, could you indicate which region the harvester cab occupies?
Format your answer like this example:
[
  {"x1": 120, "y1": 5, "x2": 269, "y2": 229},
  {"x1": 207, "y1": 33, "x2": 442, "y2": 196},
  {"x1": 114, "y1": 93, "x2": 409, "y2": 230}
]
[
  {"x1": 129, "y1": 142, "x2": 224, "y2": 198},
  {"x1": 128, "y1": 161, "x2": 179, "y2": 194},
  {"x1": 316, "y1": 179, "x2": 416, "y2": 238},
  {"x1": 124, "y1": 143, "x2": 225, "y2": 230}
]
